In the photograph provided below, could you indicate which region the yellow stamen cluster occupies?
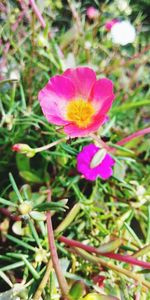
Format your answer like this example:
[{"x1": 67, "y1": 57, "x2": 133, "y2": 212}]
[{"x1": 66, "y1": 99, "x2": 95, "y2": 128}]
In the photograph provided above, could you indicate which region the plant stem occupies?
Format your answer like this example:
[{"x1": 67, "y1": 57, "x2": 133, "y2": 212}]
[
  {"x1": 132, "y1": 244, "x2": 150, "y2": 258},
  {"x1": 67, "y1": 0, "x2": 82, "y2": 34},
  {"x1": 59, "y1": 236, "x2": 150, "y2": 269},
  {"x1": 90, "y1": 133, "x2": 112, "y2": 151},
  {"x1": 46, "y1": 190, "x2": 70, "y2": 299},
  {"x1": 74, "y1": 248, "x2": 150, "y2": 291},
  {"x1": 33, "y1": 259, "x2": 52, "y2": 300},
  {"x1": 116, "y1": 127, "x2": 150, "y2": 147},
  {"x1": 29, "y1": 0, "x2": 46, "y2": 28},
  {"x1": 0, "y1": 207, "x2": 20, "y2": 221},
  {"x1": 35, "y1": 137, "x2": 69, "y2": 153},
  {"x1": 91, "y1": 127, "x2": 150, "y2": 153}
]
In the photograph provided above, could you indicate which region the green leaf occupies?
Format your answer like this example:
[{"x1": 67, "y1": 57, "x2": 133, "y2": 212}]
[
  {"x1": 34, "y1": 201, "x2": 67, "y2": 212},
  {"x1": 29, "y1": 211, "x2": 46, "y2": 221},
  {"x1": 9, "y1": 173, "x2": 23, "y2": 203},
  {"x1": 82, "y1": 293, "x2": 119, "y2": 300},
  {"x1": 16, "y1": 153, "x2": 30, "y2": 172},
  {"x1": 19, "y1": 171, "x2": 43, "y2": 183},
  {"x1": 69, "y1": 281, "x2": 85, "y2": 300},
  {"x1": 98, "y1": 239, "x2": 122, "y2": 253}
]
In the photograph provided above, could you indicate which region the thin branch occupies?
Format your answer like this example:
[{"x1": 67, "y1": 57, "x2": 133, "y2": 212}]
[
  {"x1": 46, "y1": 190, "x2": 70, "y2": 299},
  {"x1": 35, "y1": 137, "x2": 69, "y2": 153},
  {"x1": 29, "y1": 0, "x2": 46, "y2": 28},
  {"x1": 116, "y1": 127, "x2": 150, "y2": 147},
  {"x1": 33, "y1": 259, "x2": 52, "y2": 300},
  {"x1": 59, "y1": 236, "x2": 150, "y2": 269},
  {"x1": 74, "y1": 248, "x2": 150, "y2": 291},
  {"x1": 90, "y1": 133, "x2": 112, "y2": 151}
]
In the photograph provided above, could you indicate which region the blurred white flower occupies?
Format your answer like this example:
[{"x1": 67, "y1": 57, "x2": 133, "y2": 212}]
[
  {"x1": 10, "y1": 69, "x2": 20, "y2": 80},
  {"x1": 84, "y1": 41, "x2": 92, "y2": 50},
  {"x1": 65, "y1": 53, "x2": 76, "y2": 68},
  {"x1": 110, "y1": 20, "x2": 136, "y2": 45},
  {"x1": 117, "y1": 0, "x2": 128, "y2": 11}
]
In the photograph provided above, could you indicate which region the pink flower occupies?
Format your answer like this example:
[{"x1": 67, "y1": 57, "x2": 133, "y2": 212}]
[
  {"x1": 86, "y1": 6, "x2": 99, "y2": 20},
  {"x1": 105, "y1": 19, "x2": 119, "y2": 31},
  {"x1": 77, "y1": 144, "x2": 115, "y2": 181},
  {"x1": 92, "y1": 275, "x2": 105, "y2": 287},
  {"x1": 38, "y1": 67, "x2": 115, "y2": 138}
]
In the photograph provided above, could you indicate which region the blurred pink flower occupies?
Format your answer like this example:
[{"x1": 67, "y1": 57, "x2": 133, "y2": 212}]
[
  {"x1": 38, "y1": 67, "x2": 115, "y2": 137},
  {"x1": 86, "y1": 6, "x2": 99, "y2": 20},
  {"x1": 105, "y1": 19, "x2": 119, "y2": 31},
  {"x1": 77, "y1": 143, "x2": 115, "y2": 181},
  {"x1": 92, "y1": 275, "x2": 105, "y2": 287}
]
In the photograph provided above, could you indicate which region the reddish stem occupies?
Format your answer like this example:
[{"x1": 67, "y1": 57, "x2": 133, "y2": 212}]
[
  {"x1": 46, "y1": 191, "x2": 70, "y2": 299},
  {"x1": 29, "y1": 0, "x2": 46, "y2": 28},
  {"x1": 0, "y1": 208, "x2": 20, "y2": 222},
  {"x1": 11, "y1": 11, "x2": 25, "y2": 32},
  {"x1": 116, "y1": 127, "x2": 150, "y2": 147},
  {"x1": 59, "y1": 236, "x2": 150, "y2": 269},
  {"x1": 124, "y1": 45, "x2": 150, "y2": 65}
]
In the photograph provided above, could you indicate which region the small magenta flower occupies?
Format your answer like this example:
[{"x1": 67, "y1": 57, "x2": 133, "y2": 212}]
[
  {"x1": 86, "y1": 7, "x2": 99, "y2": 20},
  {"x1": 105, "y1": 19, "x2": 119, "y2": 31},
  {"x1": 38, "y1": 67, "x2": 115, "y2": 138},
  {"x1": 77, "y1": 144, "x2": 115, "y2": 181}
]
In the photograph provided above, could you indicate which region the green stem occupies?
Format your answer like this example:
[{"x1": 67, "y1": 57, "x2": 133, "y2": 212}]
[
  {"x1": 132, "y1": 244, "x2": 150, "y2": 258},
  {"x1": 28, "y1": 219, "x2": 41, "y2": 248},
  {"x1": 33, "y1": 259, "x2": 52, "y2": 300},
  {"x1": 35, "y1": 137, "x2": 69, "y2": 153}
]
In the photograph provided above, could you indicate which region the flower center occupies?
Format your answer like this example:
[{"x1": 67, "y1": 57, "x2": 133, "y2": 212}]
[{"x1": 66, "y1": 99, "x2": 95, "y2": 128}]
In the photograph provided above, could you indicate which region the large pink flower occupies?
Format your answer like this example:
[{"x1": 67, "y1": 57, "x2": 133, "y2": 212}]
[{"x1": 38, "y1": 67, "x2": 115, "y2": 137}]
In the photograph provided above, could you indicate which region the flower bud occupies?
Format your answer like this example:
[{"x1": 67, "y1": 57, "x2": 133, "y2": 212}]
[
  {"x1": 37, "y1": 34, "x2": 48, "y2": 47},
  {"x1": 12, "y1": 144, "x2": 35, "y2": 157},
  {"x1": 86, "y1": 7, "x2": 99, "y2": 20},
  {"x1": 18, "y1": 201, "x2": 32, "y2": 215},
  {"x1": 105, "y1": 19, "x2": 119, "y2": 31},
  {"x1": 35, "y1": 248, "x2": 48, "y2": 263}
]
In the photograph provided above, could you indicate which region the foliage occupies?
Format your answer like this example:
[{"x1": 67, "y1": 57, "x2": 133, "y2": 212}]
[{"x1": 0, "y1": 0, "x2": 150, "y2": 299}]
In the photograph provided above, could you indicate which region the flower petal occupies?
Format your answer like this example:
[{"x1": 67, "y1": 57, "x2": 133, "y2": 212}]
[
  {"x1": 95, "y1": 154, "x2": 115, "y2": 180},
  {"x1": 63, "y1": 67, "x2": 96, "y2": 99},
  {"x1": 64, "y1": 112, "x2": 106, "y2": 137},
  {"x1": 38, "y1": 75, "x2": 76, "y2": 125},
  {"x1": 90, "y1": 78, "x2": 115, "y2": 113}
]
